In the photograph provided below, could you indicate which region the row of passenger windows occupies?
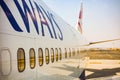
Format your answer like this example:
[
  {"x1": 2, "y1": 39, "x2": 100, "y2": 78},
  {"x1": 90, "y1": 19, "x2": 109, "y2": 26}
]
[{"x1": 17, "y1": 48, "x2": 80, "y2": 72}]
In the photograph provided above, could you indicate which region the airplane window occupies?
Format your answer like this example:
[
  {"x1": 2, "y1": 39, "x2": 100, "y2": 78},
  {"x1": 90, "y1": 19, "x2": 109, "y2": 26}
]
[
  {"x1": 45, "y1": 48, "x2": 49, "y2": 64},
  {"x1": 59, "y1": 48, "x2": 62, "y2": 60},
  {"x1": 51, "y1": 48, "x2": 54, "y2": 63},
  {"x1": 17, "y1": 48, "x2": 25, "y2": 72},
  {"x1": 69, "y1": 48, "x2": 71, "y2": 57},
  {"x1": 55, "y1": 48, "x2": 58, "y2": 61},
  {"x1": 72, "y1": 48, "x2": 75, "y2": 56},
  {"x1": 38, "y1": 48, "x2": 43, "y2": 66},
  {"x1": 29, "y1": 48, "x2": 36, "y2": 69},
  {"x1": 65, "y1": 48, "x2": 67, "y2": 58},
  {"x1": 77, "y1": 49, "x2": 79, "y2": 55}
]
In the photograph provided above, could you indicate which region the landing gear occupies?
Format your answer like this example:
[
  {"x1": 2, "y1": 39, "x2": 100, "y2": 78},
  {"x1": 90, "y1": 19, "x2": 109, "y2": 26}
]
[{"x1": 79, "y1": 70, "x2": 85, "y2": 80}]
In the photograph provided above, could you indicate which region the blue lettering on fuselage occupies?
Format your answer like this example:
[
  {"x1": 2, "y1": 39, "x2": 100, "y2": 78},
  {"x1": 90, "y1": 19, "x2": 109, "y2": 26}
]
[{"x1": 0, "y1": 0, "x2": 63, "y2": 40}]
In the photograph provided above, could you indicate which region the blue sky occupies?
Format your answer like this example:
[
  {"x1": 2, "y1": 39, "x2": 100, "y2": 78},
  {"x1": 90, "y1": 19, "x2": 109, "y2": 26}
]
[{"x1": 43, "y1": 0, "x2": 120, "y2": 48}]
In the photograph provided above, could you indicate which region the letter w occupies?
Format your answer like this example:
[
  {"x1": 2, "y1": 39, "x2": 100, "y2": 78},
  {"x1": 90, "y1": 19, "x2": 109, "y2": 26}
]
[{"x1": 14, "y1": 0, "x2": 39, "y2": 34}]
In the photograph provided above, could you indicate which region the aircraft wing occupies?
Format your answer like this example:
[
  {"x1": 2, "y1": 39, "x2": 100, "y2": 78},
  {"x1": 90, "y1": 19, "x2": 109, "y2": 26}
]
[{"x1": 82, "y1": 38, "x2": 120, "y2": 46}]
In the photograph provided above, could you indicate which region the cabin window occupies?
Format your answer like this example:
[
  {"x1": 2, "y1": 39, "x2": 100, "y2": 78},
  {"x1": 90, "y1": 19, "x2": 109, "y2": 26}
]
[
  {"x1": 29, "y1": 48, "x2": 36, "y2": 69},
  {"x1": 69, "y1": 48, "x2": 71, "y2": 57},
  {"x1": 45, "y1": 48, "x2": 49, "y2": 64},
  {"x1": 65, "y1": 48, "x2": 67, "y2": 58},
  {"x1": 38, "y1": 48, "x2": 43, "y2": 66},
  {"x1": 55, "y1": 48, "x2": 58, "y2": 61},
  {"x1": 77, "y1": 49, "x2": 79, "y2": 55},
  {"x1": 51, "y1": 48, "x2": 54, "y2": 63},
  {"x1": 59, "y1": 48, "x2": 62, "y2": 60},
  {"x1": 72, "y1": 48, "x2": 75, "y2": 56},
  {"x1": 17, "y1": 48, "x2": 25, "y2": 72}
]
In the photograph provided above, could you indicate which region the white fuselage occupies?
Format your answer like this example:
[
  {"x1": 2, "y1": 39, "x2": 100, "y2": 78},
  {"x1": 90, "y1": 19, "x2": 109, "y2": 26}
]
[{"x1": 0, "y1": 0, "x2": 88, "y2": 80}]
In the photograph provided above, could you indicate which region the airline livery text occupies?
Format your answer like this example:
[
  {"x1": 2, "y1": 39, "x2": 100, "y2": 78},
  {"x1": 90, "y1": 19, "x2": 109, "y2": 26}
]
[{"x1": 0, "y1": 0, "x2": 63, "y2": 40}]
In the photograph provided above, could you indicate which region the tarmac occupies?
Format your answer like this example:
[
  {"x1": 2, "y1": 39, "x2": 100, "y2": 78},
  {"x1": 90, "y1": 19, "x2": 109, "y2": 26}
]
[{"x1": 86, "y1": 60, "x2": 120, "y2": 80}]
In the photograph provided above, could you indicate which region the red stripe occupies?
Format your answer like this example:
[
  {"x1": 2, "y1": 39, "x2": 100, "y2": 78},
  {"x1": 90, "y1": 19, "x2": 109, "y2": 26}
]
[
  {"x1": 78, "y1": 22, "x2": 80, "y2": 26},
  {"x1": 79, "y1": 11, "x2": 82, "y2": 19},
  {"x1": 78, "y1": 22, "x2": 82, "y2": 33}
]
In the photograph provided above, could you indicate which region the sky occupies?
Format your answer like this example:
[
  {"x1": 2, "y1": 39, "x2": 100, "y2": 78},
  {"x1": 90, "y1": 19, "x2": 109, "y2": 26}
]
[{"x1": 43, "y1": 0, "x2": 120, "y2": 48}]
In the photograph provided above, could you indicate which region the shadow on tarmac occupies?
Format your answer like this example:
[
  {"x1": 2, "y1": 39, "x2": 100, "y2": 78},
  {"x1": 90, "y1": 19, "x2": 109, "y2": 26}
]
[
  {"x1": 86, "y1": 67, "x2": 120, "y2": 79},
  {"x1": 53, "y1": 64, "x2": 81, "y2": 78}
]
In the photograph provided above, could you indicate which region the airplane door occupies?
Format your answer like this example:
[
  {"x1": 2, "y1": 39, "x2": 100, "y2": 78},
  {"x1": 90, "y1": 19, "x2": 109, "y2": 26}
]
[{"x1": 0, "y1": 49, "x2": 11, "y2": 76}]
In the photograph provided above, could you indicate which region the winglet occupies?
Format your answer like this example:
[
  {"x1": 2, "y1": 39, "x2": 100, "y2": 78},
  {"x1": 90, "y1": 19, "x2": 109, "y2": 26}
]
[{"x1": 77, "y1": 3, "x2": 83, "y2": 34}]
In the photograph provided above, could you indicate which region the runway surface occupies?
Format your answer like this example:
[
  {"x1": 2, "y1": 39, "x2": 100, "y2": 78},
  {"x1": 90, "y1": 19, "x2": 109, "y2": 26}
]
[
  {"x1": 86, "y1": 60, "x2": 120, "y2": 80},
  {"x1": 84, "y1": 48, "x2": 120, "y2": 79}
]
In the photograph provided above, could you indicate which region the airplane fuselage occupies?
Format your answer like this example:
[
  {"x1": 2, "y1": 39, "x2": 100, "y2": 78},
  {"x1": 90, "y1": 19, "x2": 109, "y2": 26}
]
[{"x1": 0, "y1": 0, "x2": 88, "y2": 80}]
